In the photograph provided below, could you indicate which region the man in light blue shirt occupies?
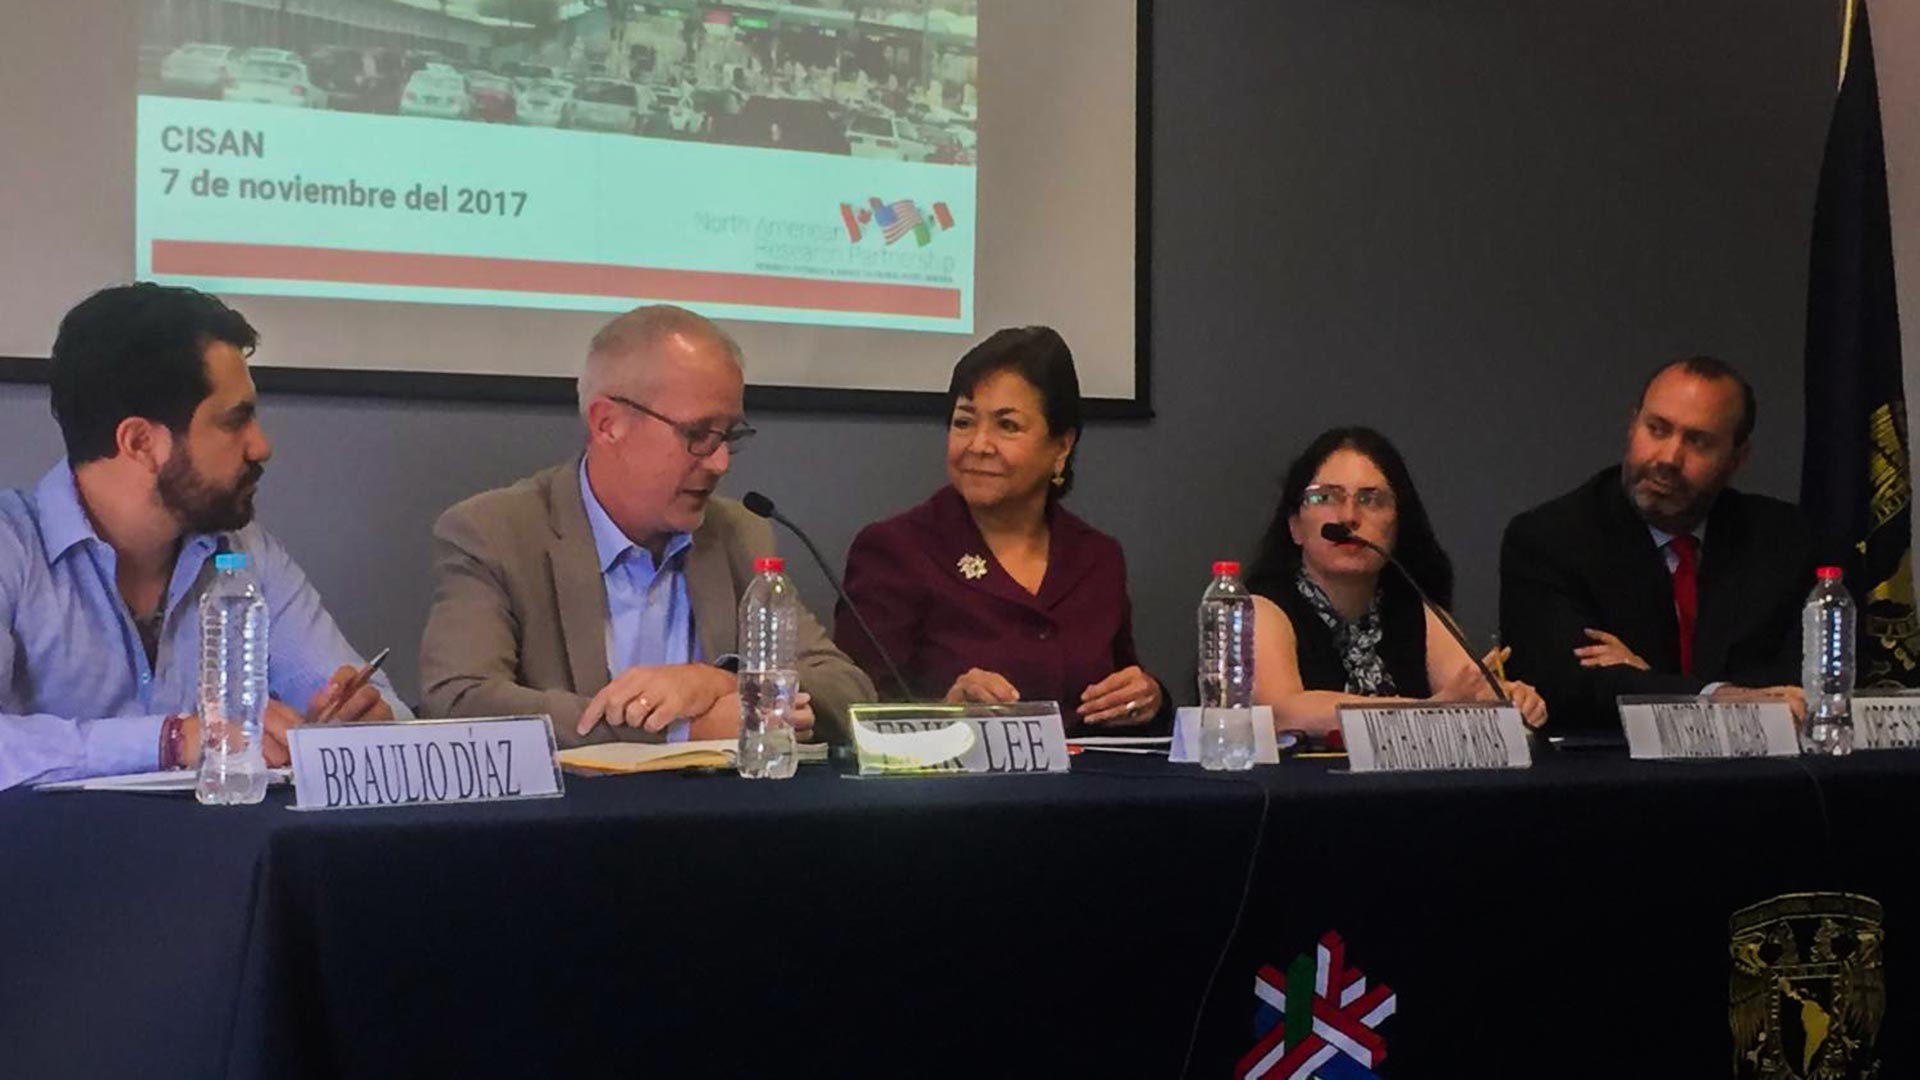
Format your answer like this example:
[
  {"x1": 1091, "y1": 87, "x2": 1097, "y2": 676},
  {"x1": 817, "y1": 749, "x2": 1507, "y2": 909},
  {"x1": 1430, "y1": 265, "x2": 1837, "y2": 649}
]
[
  {"x1": 0, "y1": 284, "x2": 405, "y2": 791},
  {"x1": 579, "y1": 459, "x2": 708, "y2": 743},
  {"x1": 420, "y1": 305, "x2": 872, "y2": 742}
]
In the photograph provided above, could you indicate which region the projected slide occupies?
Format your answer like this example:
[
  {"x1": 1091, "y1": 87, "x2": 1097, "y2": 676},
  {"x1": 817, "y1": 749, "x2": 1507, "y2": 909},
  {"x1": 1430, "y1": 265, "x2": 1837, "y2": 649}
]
[{"x1": 135, "y1": 0, "x2": 978, "y2": 333}]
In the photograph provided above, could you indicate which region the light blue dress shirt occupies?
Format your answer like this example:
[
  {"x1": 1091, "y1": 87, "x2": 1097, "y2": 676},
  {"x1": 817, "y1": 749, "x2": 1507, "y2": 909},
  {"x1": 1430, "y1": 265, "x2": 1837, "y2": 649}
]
[
  {"x1": 0, "y1": 462, "x2": 410, "y2": 791},
  {"x1": 1647, "y1": 521, "x2": 1708, "y2": 574},
  {"x1": 579, "y1": 462, "x2": 701, "y2": 742}
]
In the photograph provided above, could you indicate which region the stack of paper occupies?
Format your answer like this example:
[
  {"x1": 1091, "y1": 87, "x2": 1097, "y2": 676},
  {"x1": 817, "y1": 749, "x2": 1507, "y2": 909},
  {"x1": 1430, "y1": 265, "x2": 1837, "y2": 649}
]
[
  {"x1": 1066, "y1": 735, "x2": 1173, "y2": 756},
  {"x1": 35, "y1": 767, "x2": 293, "y2": 794},
  {"x1": 556, "y1": 739, "x2": 830, "y2": 775}
]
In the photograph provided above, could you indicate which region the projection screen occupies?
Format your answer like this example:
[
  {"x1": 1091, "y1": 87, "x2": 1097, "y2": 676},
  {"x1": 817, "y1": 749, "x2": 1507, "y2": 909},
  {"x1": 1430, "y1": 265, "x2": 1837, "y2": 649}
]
[{"x1": 0, "y1": 0, "x2": 1146, "y2": 412}]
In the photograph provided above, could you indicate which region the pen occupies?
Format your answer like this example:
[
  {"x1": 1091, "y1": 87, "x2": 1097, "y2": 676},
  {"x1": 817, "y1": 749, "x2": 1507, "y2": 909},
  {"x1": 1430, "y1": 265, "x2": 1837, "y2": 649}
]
[
  {"x1": 317, "y1": 647, "x2": 390, "y2": 722},
  {"x1": 1490, "y1": 633, "x2": 1508, "y2": 681}
]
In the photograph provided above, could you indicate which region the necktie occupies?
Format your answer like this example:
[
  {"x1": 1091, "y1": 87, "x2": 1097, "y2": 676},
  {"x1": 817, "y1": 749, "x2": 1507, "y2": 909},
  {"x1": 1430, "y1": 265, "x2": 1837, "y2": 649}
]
[{"x1": 1668, "y1": 534, "x2": 1699, "y2": 676}]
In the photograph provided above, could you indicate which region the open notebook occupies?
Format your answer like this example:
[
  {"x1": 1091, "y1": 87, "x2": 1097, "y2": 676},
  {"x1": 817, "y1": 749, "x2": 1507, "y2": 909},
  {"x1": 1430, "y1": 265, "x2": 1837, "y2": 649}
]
[{"x1": 556, "y1": 738, "x2": 831, "y2": 775}]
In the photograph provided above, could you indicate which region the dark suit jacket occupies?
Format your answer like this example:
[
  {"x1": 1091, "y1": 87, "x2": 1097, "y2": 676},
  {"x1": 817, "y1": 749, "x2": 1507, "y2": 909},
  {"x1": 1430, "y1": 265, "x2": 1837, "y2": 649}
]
[
  {"x1": 1499, "y1": 466, "x2": 1811, "y2": 732},
  {"x1": 835, "y1": 486, "x2": 1165, "y2": 735},
  {"x1": 418, "y1": 460, "x2": 873, "y2": 744}
]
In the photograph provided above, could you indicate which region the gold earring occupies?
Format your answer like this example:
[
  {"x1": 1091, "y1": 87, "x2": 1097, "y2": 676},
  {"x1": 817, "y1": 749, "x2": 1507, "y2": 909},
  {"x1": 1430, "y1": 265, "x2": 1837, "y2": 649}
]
[{"x1": 1051, "y1": 471, "x2": 1065, "y2": 488}]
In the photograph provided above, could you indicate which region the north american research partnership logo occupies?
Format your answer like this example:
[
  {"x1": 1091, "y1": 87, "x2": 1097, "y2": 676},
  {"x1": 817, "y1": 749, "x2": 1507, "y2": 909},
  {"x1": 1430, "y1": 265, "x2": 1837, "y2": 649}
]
[{"x1": 838, "y1": 198, "x2": 958, "y2": 247}]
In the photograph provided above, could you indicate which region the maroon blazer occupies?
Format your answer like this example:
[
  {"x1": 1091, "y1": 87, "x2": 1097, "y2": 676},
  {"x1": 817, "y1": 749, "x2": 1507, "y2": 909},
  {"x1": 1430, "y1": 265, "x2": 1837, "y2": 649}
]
[{"x1": 835, "y1": 486, "x2": 1164, "y2": 735}]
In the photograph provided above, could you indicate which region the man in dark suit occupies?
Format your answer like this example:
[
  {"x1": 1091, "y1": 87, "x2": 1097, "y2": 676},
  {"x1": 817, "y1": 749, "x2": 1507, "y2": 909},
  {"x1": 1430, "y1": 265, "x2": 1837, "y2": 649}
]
[{"x1": 1500, "y1": 356, "x2": 1811, "y2": 732}]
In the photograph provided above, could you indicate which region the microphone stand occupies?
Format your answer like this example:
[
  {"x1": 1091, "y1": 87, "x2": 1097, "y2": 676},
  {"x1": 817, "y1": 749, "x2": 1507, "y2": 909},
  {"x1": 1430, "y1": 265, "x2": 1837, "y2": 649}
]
[
  {"x1": 1319, "y1": 522, "x2": 1510, "y2": 705},
  {"x1": 743, "y1": 492, "x2": 916, "y2": 702}
]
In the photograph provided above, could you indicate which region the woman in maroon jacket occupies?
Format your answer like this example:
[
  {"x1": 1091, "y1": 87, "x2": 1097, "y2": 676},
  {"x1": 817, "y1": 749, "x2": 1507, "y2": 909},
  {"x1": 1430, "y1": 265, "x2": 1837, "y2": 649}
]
[{"x1": 835, "y1": 327, "x2": 1167, "y2": 735}]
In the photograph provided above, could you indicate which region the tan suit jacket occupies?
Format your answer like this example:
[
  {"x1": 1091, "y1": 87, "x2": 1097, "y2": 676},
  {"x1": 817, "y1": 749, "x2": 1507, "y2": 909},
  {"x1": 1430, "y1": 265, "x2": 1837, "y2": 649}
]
[{"x1": 418, "y1": 460, "x2": 873, "y2": 744}]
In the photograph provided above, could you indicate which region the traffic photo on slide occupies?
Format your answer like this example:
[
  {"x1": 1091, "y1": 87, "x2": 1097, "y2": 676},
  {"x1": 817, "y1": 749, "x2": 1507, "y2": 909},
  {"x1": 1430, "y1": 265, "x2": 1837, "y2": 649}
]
[
  {"x1": 569, "y1": 78, "x2": 644, "y2": 133},
  {"x1": 514, "y1": 78, "x2": 574, "y2": 127},
  {"x1": 399, "y1": 68, "x2": 468, "y2": 119},
  {"x1": 137, "y1": 0, "x2": 977, "y2": 161},
  {"x1": 845, "y1": 110, "x2": 933, "y2": 162},
  {"x1": 136, "y1": 0, "x2": 982, "y2": 340},
  {"x1": 464, "y1": 71, "x2": 517, "y2": 122},
  {"x1": 306, "y1": 46, "x2": 402, "y2": 113},
  {"x1": 223, "y1": 59, "x2": 326, "y2": 109},
  {"x1": 159, "y1": 42, "x2": 240, "y2": 97}
]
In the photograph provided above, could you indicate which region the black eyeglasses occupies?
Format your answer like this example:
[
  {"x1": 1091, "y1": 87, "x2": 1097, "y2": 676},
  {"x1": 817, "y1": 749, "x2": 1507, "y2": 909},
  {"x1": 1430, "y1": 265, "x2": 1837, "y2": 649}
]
[{"x1": 606, "y1": 394, "x2": 756, "y2": 457}]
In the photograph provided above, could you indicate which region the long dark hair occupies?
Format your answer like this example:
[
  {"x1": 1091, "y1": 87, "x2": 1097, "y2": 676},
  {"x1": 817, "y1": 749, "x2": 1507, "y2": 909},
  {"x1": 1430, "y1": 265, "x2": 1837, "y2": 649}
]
[
  {"x1": 1244, "y1": 426, "x2": 1455, "y2": 610},
  {"x1": 946, "y1": 326, "x2": 1084, "y2": 498}
]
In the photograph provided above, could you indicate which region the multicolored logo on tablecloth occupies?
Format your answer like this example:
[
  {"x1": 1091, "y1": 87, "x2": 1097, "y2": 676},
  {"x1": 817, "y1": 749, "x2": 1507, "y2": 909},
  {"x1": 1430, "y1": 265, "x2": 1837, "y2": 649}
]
[
  {"x1": 1238, "y1": 931, "x2": 1397, "y2": 1080},
  {"x1": 838, "y1": 198, "x2": 957, "y2": 246}
]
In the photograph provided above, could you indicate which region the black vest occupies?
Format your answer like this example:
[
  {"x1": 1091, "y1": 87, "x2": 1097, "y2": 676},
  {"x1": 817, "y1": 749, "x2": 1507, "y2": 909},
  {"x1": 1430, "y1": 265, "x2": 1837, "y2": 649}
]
[{"x1": 1264, "y1": 576, "x2": 1432, "y2": 698}]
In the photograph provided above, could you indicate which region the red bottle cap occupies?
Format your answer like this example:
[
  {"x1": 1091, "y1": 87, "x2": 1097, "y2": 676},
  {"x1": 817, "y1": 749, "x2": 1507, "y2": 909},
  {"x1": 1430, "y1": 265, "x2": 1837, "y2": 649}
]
[
  {"x1": 1816, "y1": 566, "x2": 1843, "y2": 581},
  {"x1": 1213, "y1": 560, "x2": 1240, "y2": 577},
  {"x1": 754, "y1": 557, "x2": 786, "y2": 574}
]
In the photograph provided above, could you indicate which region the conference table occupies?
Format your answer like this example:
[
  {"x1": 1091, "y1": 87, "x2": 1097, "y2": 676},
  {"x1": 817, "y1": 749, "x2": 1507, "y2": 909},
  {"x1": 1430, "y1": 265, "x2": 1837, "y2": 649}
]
[{"x1": 3, "y1": 745, "x2": 1916, "y2": 1078}]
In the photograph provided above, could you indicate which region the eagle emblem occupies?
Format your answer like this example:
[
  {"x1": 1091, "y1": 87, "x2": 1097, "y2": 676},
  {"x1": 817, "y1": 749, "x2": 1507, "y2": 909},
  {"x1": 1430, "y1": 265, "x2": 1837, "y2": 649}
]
[{"x1": 1731, "y1": 892, "x2": 1885, "y2": 1079}]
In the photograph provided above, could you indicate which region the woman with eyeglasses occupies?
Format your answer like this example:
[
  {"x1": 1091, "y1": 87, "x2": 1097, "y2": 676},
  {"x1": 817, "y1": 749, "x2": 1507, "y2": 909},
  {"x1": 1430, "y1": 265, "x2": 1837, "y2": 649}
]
[
  {"x1": 834, "y1": 327, "x2": 1168, "y2": 734},
  {"x1": 1245, "y1": 427, "x2": 1547, "y2": 735}
]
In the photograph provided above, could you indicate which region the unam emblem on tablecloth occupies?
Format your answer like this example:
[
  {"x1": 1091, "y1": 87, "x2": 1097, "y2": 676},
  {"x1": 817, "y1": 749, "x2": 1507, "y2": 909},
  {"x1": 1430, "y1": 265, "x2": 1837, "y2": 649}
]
[
  {"x1": 1731, "y1": 892, "x2": 1886, "y2": 1080},
  {"x1": 1238, "y1": 931, "x2": 1397, "y2": 1080}
]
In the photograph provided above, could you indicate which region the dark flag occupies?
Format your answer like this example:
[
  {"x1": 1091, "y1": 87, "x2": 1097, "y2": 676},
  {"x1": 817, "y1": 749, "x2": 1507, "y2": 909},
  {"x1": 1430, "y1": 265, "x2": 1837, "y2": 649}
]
[{"x1": 1800, "y1": 0, "x2": 1916, "y2": 687}]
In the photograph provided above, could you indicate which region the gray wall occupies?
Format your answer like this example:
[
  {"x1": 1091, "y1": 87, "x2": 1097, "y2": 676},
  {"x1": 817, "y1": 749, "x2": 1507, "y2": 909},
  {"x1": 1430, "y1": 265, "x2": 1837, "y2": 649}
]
[{"x1": 0, "y1": 0, "x2": 1838, "y2": 704}]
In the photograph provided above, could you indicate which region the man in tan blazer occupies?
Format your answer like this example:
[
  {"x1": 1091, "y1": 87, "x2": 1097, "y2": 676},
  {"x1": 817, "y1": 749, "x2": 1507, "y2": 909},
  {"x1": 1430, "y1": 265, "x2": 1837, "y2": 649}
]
[{"x1": 419, "y1": 305, "x2": 873, "y2": 745}]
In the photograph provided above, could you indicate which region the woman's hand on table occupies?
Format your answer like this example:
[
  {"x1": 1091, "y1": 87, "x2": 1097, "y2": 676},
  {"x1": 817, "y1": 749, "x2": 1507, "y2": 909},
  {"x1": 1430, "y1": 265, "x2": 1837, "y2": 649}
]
[{"x1": 1078, "y1": 666, "x2": 1161, "y2": 726}]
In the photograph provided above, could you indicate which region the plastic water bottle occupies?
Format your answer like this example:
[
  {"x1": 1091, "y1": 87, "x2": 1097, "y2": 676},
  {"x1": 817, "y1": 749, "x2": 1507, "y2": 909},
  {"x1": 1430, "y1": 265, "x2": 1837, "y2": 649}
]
[
  {"x1": 1801, "y1": 565, "x2": 1856, "y2": 756},
  {"x1": 1198, "y1": 560, "x2": 1257, "y2": 770},
  {"x1": 196, "y1": 552, "x2": 270, "y2": 805},
  {"x1": 737, "y1": 556, "x2": 800, "y2": 779}
]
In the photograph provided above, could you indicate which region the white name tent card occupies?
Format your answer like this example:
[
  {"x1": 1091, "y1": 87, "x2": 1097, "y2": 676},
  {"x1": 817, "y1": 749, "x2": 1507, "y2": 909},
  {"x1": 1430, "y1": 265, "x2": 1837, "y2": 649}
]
[
  {"x1": 1616, "y1": 697, "x2": 1797, "y2": 761},
  {"x1": 1168, "y1": 707, "x2": 1282, "y2": 765},
  {"x1": 287, "y1": 715, "x2": 564, "y2": 810},
  {"x1": 847, "y1": 702, "x2": 1069, "y2": 777},
  {"x1": 1338, "y1": 704, "x2": 1533, "y2": 773},
  {"x1": 1849, "y1": 694, "x2": 1920, "y2": 751}
]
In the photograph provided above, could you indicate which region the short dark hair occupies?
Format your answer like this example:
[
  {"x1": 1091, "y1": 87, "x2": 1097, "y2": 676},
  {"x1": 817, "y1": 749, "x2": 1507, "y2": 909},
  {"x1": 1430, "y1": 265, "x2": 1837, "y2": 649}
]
[
  {"x1": 49, "y1": 283, "x2": 257, "y2": 465},
  {"x1": 1638, "y1": 355, "x2": 1756, "y2": 446},
  {"x1": 1245, "y1": 426, "x2": 1455, "y2": 610},
  {"x1": 946, "y1": 326, "x2": 1084, "y2": 498}
]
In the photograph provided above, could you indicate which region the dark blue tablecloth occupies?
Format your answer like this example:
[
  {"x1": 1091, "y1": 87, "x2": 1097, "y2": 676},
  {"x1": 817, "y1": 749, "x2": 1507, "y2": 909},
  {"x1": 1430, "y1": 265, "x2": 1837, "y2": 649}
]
[{"x1": 3, "y1": 750, "x2": 1915, "y2": 1078}]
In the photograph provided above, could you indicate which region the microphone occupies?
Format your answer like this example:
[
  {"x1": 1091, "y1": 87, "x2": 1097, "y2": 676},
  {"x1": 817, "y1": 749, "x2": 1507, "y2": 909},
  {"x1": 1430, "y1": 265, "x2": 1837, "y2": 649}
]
[
  {"x1": 1319, "y1": 522, "x2": 1510, "y2": 705},
  {"x1": 742, "y1": 491, "x2": 915, "y2": 700}
]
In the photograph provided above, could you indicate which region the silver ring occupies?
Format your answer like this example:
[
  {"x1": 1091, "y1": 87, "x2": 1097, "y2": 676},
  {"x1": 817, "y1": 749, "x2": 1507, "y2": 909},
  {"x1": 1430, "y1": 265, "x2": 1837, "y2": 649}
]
[{"x1": 1125, "y1": 699, "x2": 1139, "y2": 715}]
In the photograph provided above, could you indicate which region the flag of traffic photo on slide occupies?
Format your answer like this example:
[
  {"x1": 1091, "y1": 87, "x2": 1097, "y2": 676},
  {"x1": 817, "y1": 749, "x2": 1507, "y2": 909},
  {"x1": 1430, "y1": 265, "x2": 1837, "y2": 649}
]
[{"x1": 1799, "y1": 0, "x2": 1918, "y2": 688}]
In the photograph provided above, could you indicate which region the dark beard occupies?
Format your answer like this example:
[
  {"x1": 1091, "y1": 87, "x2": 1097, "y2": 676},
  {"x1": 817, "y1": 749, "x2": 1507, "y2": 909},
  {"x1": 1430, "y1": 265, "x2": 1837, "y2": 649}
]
[
  {"x1": 1620, "y1": 460, "x2": 1715, "y2": 533},
  {"x1": 158, "y1": 449, "x2": 262, "y2": 534}
]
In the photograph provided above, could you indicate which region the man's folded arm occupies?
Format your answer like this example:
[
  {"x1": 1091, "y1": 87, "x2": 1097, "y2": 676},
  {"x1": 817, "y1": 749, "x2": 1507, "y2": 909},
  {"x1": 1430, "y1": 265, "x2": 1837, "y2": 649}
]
[{"x1": 1500, "y1": 520, "x2": 1703, "y2": 729}]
